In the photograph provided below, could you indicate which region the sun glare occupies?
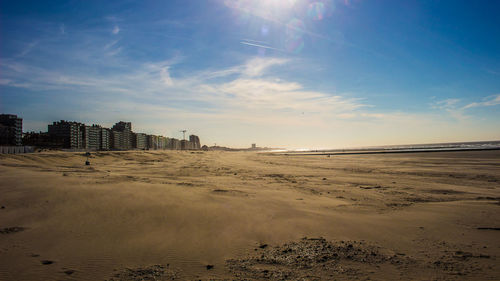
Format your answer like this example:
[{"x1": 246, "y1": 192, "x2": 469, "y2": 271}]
[{"x1": 227, "y1": 0, "x2": 334, "y2": 54}]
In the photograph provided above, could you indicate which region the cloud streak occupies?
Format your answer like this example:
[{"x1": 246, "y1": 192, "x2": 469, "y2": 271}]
[{"x1": 463, "y1": 94, "x2": 500, "y2": 109}]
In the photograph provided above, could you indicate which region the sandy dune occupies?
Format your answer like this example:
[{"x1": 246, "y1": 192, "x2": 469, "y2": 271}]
[{"x1": 0, "y1": 150, "x2": 499, "y2": 280}]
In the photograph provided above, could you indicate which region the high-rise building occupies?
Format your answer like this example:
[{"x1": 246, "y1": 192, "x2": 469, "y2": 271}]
[
  {"x1": 83, "y1": 125, "x2": 102, "y2": 150},
  {"x1": 111, "y1": 130, "x2": 126, "y2": 150},
  {"x1": 189, "y1": 135, "x2": 201, "y2": 149},
  {"x1": 48, "y1": 120, "x2": 83, "y2": 149},
  {"x1": 112, "y1": 121, "x2": 131, "y2": 132},
  {"x1": 0, "y1": 114, "x2": 23, "y2": 146},
  {"x1": 101, "y1": 128, "x2": 111, "y2": 150},
  {"x1": 158, "y1": 136, "x2": 168, "y2": 149},
  {"x1": 181, "y1": 139, "x2": 191, "y2": 150},
  {"x1": 135, "y1": 133, "x2": 147, "y2": 149},
  {"x1": 22, "y1": 132, "x2": 66, "y2": 148},
  {"x1": 147, "y1": 134, "x2": 159, "y2": 150},
  {"x1": 111, "y1": 121, "x2": 133, "y2": 150},
  {"x1": 10, "y1": 116, "x2": 198, "y2": 152},
  {"x1": 168, "y1": 138, "x2": 181, "y2": 150}
]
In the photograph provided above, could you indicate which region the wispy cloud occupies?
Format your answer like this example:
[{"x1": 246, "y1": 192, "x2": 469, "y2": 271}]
[
  {"x1": 18, "y1": 41, "x2": 39, "y2": 57},
  {"x1": 104, "y1": 40, "x2": 119, "y2": 50},
  {"x1": 160, "y1": 66, "x2": 173, "y2": 86},
  {"x1": 112, "y1": 25, "x2": 120, "y2": 34},
  {"x1": 0, "y1": 50, "x2": 366, "y2": 128},
  {"x1": 434, "y1": 98, "x2": 461, "y2": 109},
  {"x1": 0, "y1": 79, "x2": 12, "y2": 85},
  {"x1": 431, "y1": 94, "x2": 500, "y2": 121},
  {"x1": 431, "y1": 98, "x2": 468, "y2": 120},
  {"x1": 183, "y1": 56, "x2": 287, "y2": 81},
  {"x1": 241, "y1": 57, "x2": 288, "y2": 77},
  {"x1": 463, "y1": 94, "x2": 500, "y2": 109},
  {"x1": 102, "y1": 39, "x2": 122, "y2": 56},
  {"x1": 106, "y1": 47, "x2": 122, "y2": 56}
]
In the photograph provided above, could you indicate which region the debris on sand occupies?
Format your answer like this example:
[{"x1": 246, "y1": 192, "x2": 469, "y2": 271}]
[
  {"x1": 41, "y1": 260, "x2": 54, "y2": 265},
  {"x1": 107, "y1": 264, "x2": 179, "y2": 281},
  {"x1": 206, "y1": 264, "x2": 214, "y2": 270},
  {"x1": 359, "y1": 185, "x2": 382, "y2": 189},
  {"x1": 0, "y1": 227, "x2": 26, "y2": 234},
  {"x1": 226, "y1": 238, "x2": 494, "y2": 280},
  {"x1": 226, "y1": 237, "x2": 414, "y2": 280},
  {"x1": 477, "y1": 227, "x2": 500, "y2": 231}
]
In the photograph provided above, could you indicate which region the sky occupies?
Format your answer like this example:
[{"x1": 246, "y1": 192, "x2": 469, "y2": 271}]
[{"x1": 1, "y1": 0, "x2": 499, "y2": 149}]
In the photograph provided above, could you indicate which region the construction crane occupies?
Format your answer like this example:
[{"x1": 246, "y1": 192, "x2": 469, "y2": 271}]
[{"x1": 179, "y1": 130, "x2": 187, "y2": 140}]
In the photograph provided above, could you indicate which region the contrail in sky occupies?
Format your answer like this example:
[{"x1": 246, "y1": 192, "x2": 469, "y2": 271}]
[{"x1": 240, "y1": 40, "x2": 286, "y2": 52}]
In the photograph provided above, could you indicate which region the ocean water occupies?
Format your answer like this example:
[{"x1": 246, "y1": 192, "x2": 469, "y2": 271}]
[{"x1": 282, "y1": 140, "x2": 500, "y2": 154}]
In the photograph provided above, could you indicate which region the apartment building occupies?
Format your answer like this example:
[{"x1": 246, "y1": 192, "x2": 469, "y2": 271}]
[
  {"x1": 48, "y1": 120, "x2": 84, "y2": 149},
  {"x1": 135, "y1": 133, "x2": 148, "y2": 149},
  {"x1": 111, "y1": 121, "x2": 133, "y2": 150},
  {"x1": 0, "y1": 114, "x2": 23, "y2": 146},
  {"x1": 83, "y1": 125, "x2": 102, "y2": 150},
  {"x1": 189, "y1": 135, "x2": 201, "y2": 149},
  {"x1": 101, "y1": 128, "x2": 111, "y2": 150}
]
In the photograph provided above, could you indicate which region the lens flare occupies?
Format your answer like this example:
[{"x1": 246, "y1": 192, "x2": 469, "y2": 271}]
[{"x1": 308, "y1": 2, "x2": 325, "y2": 21}]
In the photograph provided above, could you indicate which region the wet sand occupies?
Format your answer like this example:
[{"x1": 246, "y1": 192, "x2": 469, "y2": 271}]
[{"x1": 0, "y1": 150, "x2": 499, "y2": 280}]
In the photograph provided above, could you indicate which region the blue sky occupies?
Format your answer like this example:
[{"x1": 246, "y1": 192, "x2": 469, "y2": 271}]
[{"x1": 1, "y1": 0, "x2": 499, "y2": 148}]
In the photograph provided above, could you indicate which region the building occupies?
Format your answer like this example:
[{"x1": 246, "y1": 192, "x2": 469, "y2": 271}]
[
  {"x1": 7, "y1": 116, "x2": 200, "y2": 152},
  {"x1": 251, "y1": 143, "x2": 256, "y2": 149},
  {"x1": 135, "y1": 133, "x2": 147, "y2": 149},
  {"x1": 48, "y1": 120, "x2": 83, "y2": 149},
  {"x1": 0, "y1": 114, "x2": 23, "y2": 146},
  {"x1": 158, "y1": 136, "x2": 168, "y2": 149},
  {"x1": 101, "y1": 128, "x2": 111, "y2": 150},
  {"x1": 111, "y1": 130, "x2": 128, "y2": 150},
  {"x1": 112, "y1": 121, "x2": 131, "y2": 132},
  {"x1": 181, "y1": 140, "x2": 192, "y2": 150},
  {"x1": 111, "y1": 121, "x2": 133, "y2": 150},
  {"x1": 189, "y1": 135, "x2": 201, "y2": 149},
  {"x1": 169, "y1": 138, "x2": 181, "y2": 150},
  {"x1": 22, "y1": 132, "x2": 66, "y2": 148},
  {"x1": 147, "y1": 134, "x2": 159, "y2": 150},
  {"x1": 82, "y1": 125, "x2": 102, "y2": 151}
]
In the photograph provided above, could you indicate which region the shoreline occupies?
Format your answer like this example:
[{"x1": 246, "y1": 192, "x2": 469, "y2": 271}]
[{"x1": 274, "y1": 146, "x2": 500, "y2": 156}]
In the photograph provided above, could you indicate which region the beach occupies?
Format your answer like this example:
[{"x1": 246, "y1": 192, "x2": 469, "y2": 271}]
[{"x1": 0, "y1": 150, "x2": 499, "y2": 280}]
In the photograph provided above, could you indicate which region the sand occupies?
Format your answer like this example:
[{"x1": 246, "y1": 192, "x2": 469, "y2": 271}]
[{"x1": 0, "y1": 150, "x2": 499, "y2": 280}]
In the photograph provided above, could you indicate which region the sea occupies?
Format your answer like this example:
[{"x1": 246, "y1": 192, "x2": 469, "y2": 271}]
[{"x1": 278, "y1": 140, "x2": 500, "y2": 154}]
